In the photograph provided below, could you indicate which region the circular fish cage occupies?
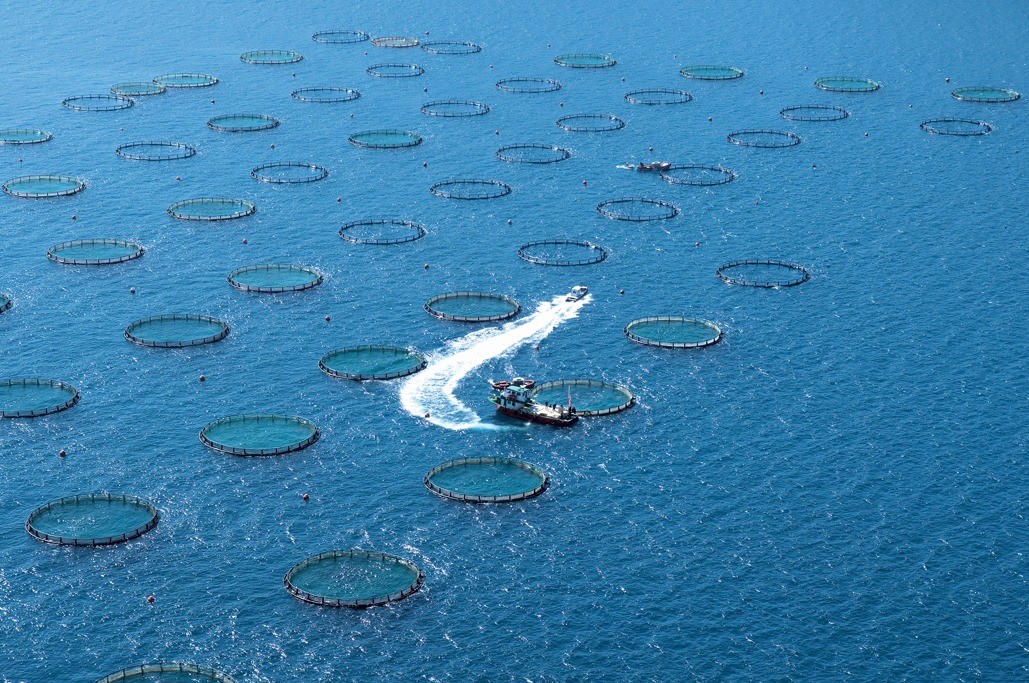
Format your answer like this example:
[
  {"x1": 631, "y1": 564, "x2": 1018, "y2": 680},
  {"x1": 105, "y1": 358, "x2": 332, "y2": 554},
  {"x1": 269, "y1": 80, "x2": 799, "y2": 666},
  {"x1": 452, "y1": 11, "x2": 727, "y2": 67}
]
[
  {"x1": 124, "y1": 314, "x2": 229, "y2": 348},
  {"x1": 291, "y1": 86, "x2": 361, "y2": 103},
  {"x1": 62, "y1": 95, "x2": 135, "y2": 111},
  {"x1": 25, "y1": 493, "x2": 159, "y2": 546},
  {"x1": 680, "y1": 65, "x2": 744, "y2": 80},
  {"x1": 372, "y1": 36, "x2": 419, "y2": 48},
  {"x1": 0, "y1": 129, "x2": 52, "y2": 144},
  {"x1": 624, "y1": 316, "x2": 723, "y2": 349},
  {"x1": 319, "y1": 346, "x2": 426, "y2": 380},
  {"x1": 517, "y1": 239, "x2": 607, "y2": 267},
  {"x1": 0, "y1": 293, "x2": 10, "y2": 314},
  {"x1": 3, "y1": 176, "x2": 85, "y2": 198},
  {"x1": 556, "y1": 113, "x2": 624, "y2": 132},
  {"x1": 951, "y1": 86, "x2": 1021, "y2": 103},
  {"x1": 152, "y1": 73, "x2": 219, "y2": 88},
  {"x1": 251, "y1": 162, "x2": 328, "y2": 183},
  {"x1": 430, "y1": 179, "x2": 511, "y2": 200},
  {"x1": 200, "y1": 415, "x2": 319, "y2": 456},
  {"x1": 312, "y1": 30, "x2": 369, "y2": 44},
  {"x1": 920, "y1": 118, "x2": 993, "y2": 136},
  {"x1": 110, "y1": 82, "x2": 166, "y2": 97},
  {"x1": 47, "y1": 239, "x2": 144, "y2": 265},
  {"x1": 94, "y1": 663, "x2": 235, "y2": 683},
  {"x1": 425, "y1": 458, "x2": 549, "y2": 503},
  {"x1": 168, "y1": 198, "x2": 255, "y2": 221},
  {"x1": 531, "y1": 379, "x2": 634, "y2": 416},
  {"x1": 366, "y1": 63, "x2": 424, "y2": 78},
  {"x1": 496, "y1": 77, "x2": 562, "y2": 93},
  {"x1": 717, "y1": 260, "x2": 810, "y2": 288},
  {"x1": 207, "y1": 114, "x2": 279, "y2": 132},
  {"x1": 659, "y1": 164, "x2": 736, "y2": 186},
  {"x1": 421, "y1": 40, "x2": 482, "y2": 55},
  {"x1": 339, "y1": 219, "x2": 426, "y2": 245},
  {"x1": 597, "y1": 197, "x2": 678, "y2": 222},
  {"x1": 814, "y1": 76, "x2": 880, "y2": 92},
  {"x1": 348, "y1": 129, "x2": 422, "y2": 149},
  {"x1": 496, "y1": 143, "x2": 570, "y2": 164},
  {"x1": 424, "y1": 292, "x2": 520, "y2": 322},
  {"x1": 780, "y1": 104, "x2": 850, "y2": 122},
  {"x1": 420, "y1": 100, "x2": 490, "y2": 117},
  {"x1": 0, "y1": 379, "x2": 79, "y2": 418},
  {"x1": 727, "y1": 129, "x2": 802, "y2": 148},
  {"x1": 116, "y1": 141, "x2": 196, "y2": 161},
  {"x1": 240, "y1": 49, "x2": 303, "y2": 64},
  {"x1": 554, "y1": 53, "x2": 616, "y2": 68},
  {"x1": 624, "y1": 89, "x2": 692, "y2": 105},
  {"x1": 228, "y1": 265, "x2": 322, "y2": 293},
  {"x1": 284, "y1": 550, "x2": 424, "y2": 608}
]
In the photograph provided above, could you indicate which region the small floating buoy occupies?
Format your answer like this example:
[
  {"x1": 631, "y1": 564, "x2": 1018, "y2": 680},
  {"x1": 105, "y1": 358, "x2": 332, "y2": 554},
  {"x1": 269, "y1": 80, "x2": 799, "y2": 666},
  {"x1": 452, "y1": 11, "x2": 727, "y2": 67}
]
[
  {"x1": 147, "y1": 596, "x2": 155, "y2": 603},
  {"x1": 507, "y1": 219, "x2": 512, "y2": 225},
  {"x1": 129, "y1": 287, "x2": 136, "y2": 294},
  {"x1": 707, "y1": 116, "x2": 712, "y2": 122},
  {"x1": 325, "y1": 315, "x2": 331, "y2": 322},
  {"x1": 242, "y1": 238, "x2": 247, "y2": 244},
  {"x1": 804, "y1": 66, "x2": 808, "y2": 70},
  {"x1": 619, "y1": 289, "x2": 624, "y2": 295},
  {"x1": 489, "y1": 64, "x2": 493, "y2": 69},
  {"x1": 59, "y1": 449, "x2": 66, "y2": 457},
  {"x1": 422, "y1": 162, "x2": 427, "y2": 168},
  {"x1": 559, "y1": 102, "x2": 564, "y2": 107},
  {"x1": 864, "y1": 132, "x2": 869, "y2": 137},
  {"x1": 695, "y1": 242, "x2": 700, "y2": 247},
  {"x1": 495, "y1": 130, "x2": 500, "y2": 135},
  {"x1": 349, "y1": 113, "x2": 354, "y2": 118},
  {"x1": 812, "y1": 164, "x2": 817, "y2": 169},
  {"x1": 759, "y1": 89, "x2": 764, "y2": 95},
  {"x1": 175, "y1": 176, "x2": 181, "y2": 181},
  {"x1": 754, "y1": 200, "x2": 760, "y2": 205},
  {"x1": 71, "y1": 215, "x2": 76, "y2": 220},
  {"x1": 648, "y1": 146, "x2": 653, "y2": 152},
  {"x1": 621, "y1": 77, "x2": 625, "y2": 82},
  {"x1": 424, "y1": 412, "x2": 430, "y2": 418},
  {"x1": 533, "y1": 345, "x2": 539, "y2": 350},
  {"x1": 120, "y1": 127, "x2": 124, "y2": 131},
  {"x1": 210, "y1": 99, "x2": 215, "y2": 104},
  {"x1": 302, "y1": 493, "x2": 309, "y2": 501},
  {"x1": 336, "y1": 197, "x2": 341, "y2": 203},
  {"x1": 18, "y1": 158, "x2": 22, "y2": 163},
  {"x1": 909, "y1": 104, "x2": 913, "y2": 108},
  {"x1": 199, "y1": 375, "x2": 206, "y2": 382},
  {"x1": 292, "y1": 72, "x2": 296, "y2": 77},
  {"x1": 582, "y1": 180, "x2": 587, "y2": 186},
  {"x1": 423, "y1": 263, "x2": 429, "y2": 269},
  {"x1": 425, "y1": 31, "x2": 430, "y2": 35},
  {"x1": 945, "y1": 77, "x2": 951, "y2": 83},
  {"x1": 270, "y1": 144, "x2": 275, "y2": 149},
  {"x1": 364, "y1": 51, "x2": 368, "y2": 55}
]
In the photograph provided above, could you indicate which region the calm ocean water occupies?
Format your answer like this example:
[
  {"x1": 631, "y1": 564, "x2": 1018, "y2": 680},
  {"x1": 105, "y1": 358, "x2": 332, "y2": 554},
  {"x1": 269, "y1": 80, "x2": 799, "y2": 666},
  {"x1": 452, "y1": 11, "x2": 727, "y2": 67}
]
[{"x1": 0, "y1": 1, "x2": 1026, "y2": 681}]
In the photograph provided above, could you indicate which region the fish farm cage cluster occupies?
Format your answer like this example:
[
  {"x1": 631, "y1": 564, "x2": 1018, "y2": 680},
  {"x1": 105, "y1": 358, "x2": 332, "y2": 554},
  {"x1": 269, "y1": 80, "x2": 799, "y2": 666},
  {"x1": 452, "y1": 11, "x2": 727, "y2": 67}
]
[
  {"x1": 319, "y1": 346, "x2": 427, "y2": 380},
  {"x1": 47, "y1": 239, "x2": 144, "y2": 265},
  {"x1": 94, "y1": 663, "x2": 235, "y2": 683},
  {"x1": 424, "y1": 292, "x2": 521, "y2": 322},
  {"x1": 424, "y1": 457, "x2": 550, "y2": 503},
  {"x1": 516, "y1": 239, "x2": 608, "y2": 266},
  {"x1": 25, "y1": 493, "x2": 159, "y2": 546},
  {"x1": 123, "y1": 314, "x2": 230, "y2": 348},
  {"x1": 199, "y1": 415, "x2": 320, "y2": 456},
  {"x1": 116, "y1": 141, "x2": 196, "y2": 160},
  {"x1": 0, "y1": 379, "x2": 80, "y2": 418},
  {"x1": 495, "y1": 143, "x2": 571, "y2": 164},
  {"x1": 716, "y1": 260, "x2": 811, "y2": 288},
  {"x1": 283, "y1": 550, "x2": 425, "y2": 607},
  {"x1": 227, "y1": 265, "x2": 323, "y2": 293},
  {"x1": 338, "y1": 219, "x2": 427, "y2": 244}
]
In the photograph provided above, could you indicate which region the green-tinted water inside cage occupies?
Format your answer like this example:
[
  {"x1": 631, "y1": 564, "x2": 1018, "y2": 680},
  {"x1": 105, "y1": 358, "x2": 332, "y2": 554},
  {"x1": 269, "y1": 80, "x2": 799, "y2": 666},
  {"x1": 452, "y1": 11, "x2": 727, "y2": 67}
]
[
  {"x1": 429, "y1": 461, "x2": 544, "y2": 497},
  {"x1": 230, "y1": 266, "x2": 319, "y2": 289},
  {"x1": 5, "y1": 177, "x2": 82, "y2": 195},
  {"x1": 128, "y1": 318, "x2": 225, "y2": 343},
  {"x1": 322, "y1": 347, "x2": 423, "y2": 377},
  {"x1": 31, "y1": 499, "x2": 154, "y2": 540},
  {"x1": 428, "y1": 295, "x2": 517, "y2": 319},
  {"x1": 202, "y1": 417, "x2": 316, "y2": 452},
  {"x1": 533, "y1": 383, "x2": 629, "y2": 413},
  {"x1": 0, "y1": 382, "x2": 75, "y2": 413},
  {"x1": 629, "y1": 319, "x2": 719, "y2": 344},
  {"x1": 52, "y1": 242, "x2": 139, "y2": 262},
  {"x1": 289, "y1": 554, "x2": 420, "y2": 601}
]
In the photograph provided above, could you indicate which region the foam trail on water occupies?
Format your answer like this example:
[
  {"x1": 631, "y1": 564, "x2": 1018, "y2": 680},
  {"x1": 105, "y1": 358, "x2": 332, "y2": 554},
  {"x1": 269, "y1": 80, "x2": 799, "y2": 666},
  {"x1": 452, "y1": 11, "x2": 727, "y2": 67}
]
[{"x1": 400, "y1": 294, "x2": 589, "y2": 430}]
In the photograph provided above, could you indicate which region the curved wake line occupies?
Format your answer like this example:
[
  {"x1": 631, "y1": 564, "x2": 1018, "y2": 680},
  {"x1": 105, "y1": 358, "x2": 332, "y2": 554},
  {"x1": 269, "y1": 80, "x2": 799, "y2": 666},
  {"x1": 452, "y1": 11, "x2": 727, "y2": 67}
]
[{"x1": 399, "y1": 294, "x2": 589, "y2": 430}]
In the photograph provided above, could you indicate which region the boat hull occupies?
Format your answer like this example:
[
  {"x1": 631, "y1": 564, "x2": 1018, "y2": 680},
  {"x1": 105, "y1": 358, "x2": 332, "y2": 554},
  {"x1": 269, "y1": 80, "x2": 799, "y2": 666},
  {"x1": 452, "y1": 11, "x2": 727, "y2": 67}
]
[{"x1": 495, "y1": 404, "x2": 578, "y2": 427}]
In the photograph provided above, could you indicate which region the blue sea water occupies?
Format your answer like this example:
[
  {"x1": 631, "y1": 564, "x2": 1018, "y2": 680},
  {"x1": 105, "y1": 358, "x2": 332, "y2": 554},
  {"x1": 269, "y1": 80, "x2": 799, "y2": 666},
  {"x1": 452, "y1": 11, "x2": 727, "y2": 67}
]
[{"x1": 0, "y1": 0, "x2": 1026, "y2": 681}]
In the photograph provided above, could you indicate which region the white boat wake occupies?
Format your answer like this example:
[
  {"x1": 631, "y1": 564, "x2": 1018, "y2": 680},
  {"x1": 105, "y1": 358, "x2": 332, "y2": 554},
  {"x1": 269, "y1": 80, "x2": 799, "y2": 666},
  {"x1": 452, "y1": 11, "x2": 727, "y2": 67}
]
[{"x1": 399, "y1": 294, "x2": 590, "y2": 430}]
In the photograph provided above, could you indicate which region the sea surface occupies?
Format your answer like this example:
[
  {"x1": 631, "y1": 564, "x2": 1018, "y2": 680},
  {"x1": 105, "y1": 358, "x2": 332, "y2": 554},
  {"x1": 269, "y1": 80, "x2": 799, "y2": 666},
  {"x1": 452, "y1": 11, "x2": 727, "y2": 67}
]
[{"x1": 0, "y1": 0, "x2": 1026, "y2": 681}]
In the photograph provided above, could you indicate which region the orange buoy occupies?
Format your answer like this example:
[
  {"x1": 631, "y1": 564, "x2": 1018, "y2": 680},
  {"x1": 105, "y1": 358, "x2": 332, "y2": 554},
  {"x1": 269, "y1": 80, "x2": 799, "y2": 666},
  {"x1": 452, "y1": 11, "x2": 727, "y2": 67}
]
[
  {"x1": 302, "y1": 493, "x2": 309, "y2": 501},
  {"x1": 59, "y1": 449, "x2": 66, "y2": 457},
  {"x1": 147, "y1": 596, "x2": 155, "y2": 603},
  {"x1": 424, "y1": 412, "x2": 430, "y2": 418}
]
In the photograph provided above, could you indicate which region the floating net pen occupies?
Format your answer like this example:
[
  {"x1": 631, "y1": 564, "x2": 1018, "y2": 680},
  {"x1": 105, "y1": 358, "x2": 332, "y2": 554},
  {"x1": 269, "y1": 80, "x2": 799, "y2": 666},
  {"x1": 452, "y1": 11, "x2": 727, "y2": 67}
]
[
  {"x1": 659, "y1": 164, "x2": 736, "y2": 186},
  {"x1": 496, "y1": 77, "x2": 562, "y2": 93},
  {"x1": 116, "y1": 141, "x2": 196, "y2": 161},
  {"x1": 25, "y1": 493, "x2": 159, "y2": 546},
  {"x1": 596, "y1": 197, "x2": 679, "y2": 221},
  {"x1": 421, "y1": 41, "x2": 482, "y2": 55},
  {"x1": 554, "y1": 53, "x2": 616, "y2": 68},
  {"x1": 167, "y1": 198, "x2": 255, "y2": 220},
  {"x1": 372, "y1": 36, "x2": 419, "y2": 48},
  {"x1": 2, "y1": 176, "x2": 85, "y2": 198},
  {"x1": 199, "y1": 415, "x2": 319, "y2": 456},
  {"x1": 227, "y1": 265, "x2": 323, "y2": 293},
  {"x1": 531, "y1": 379, "x2": 634, "y2": 416},
  {"x1": 284, "y1": 549, "x2": 424, "y2": 608},
  {"x1": 679, "y1": 65, "x2": 744, "y2": 80},
  {"x1": 430, "y1": 179, "x2": 511, "y2": 200},
  {"x1": 813, "y1": 76, "x2": 880, "y2": 92},
  {"x1": 0, "y1": 379, "x2": 79, "y2": 418},
  {"x1": 420, "y1": 100, "x2": 490, "y2": 117},
  {"x1": 94, "y1": 663, "x2": 236, "y2": 683},
  {"x1": 152, "y1": 73, "x2": 219, "y2": 87},
  {"x1": 624, "y1": 316, "x2": 723, "y2": 349},
  {"x1": 0, "y1": 129, "x2": 52, "y2": 144},
  {"x1": 726, "y1": 129, "x2": 801, "y2": 148},
  {"x1": 312, "y1": 30, "x2": 369, "y2": 44},
  {"x1": 207, "y1": 114, "x2": 279, "y2": 132},
  {"x1": 424, "y1": 292, "x2": 520, "y2": 322},
  {"x1": 124, "y1": 314, "x2": 229, "y2": 348},
  {"x1": 319, "y1": 346, "x2": 426, "y2": 380},
  {"x1": 250, "y1": 162, "x2": 328, "y2": 183},
  {"x1": 516, "y1": 239, "x2": 607, "y2": 266},
  {"x1": 338, "y1": 219, "x2": 426, "y2": 245},
  {"x1": 950, "y1": 86, "x2": 1021, "y2": 103},
  {"x1": 62, "y1": 95, "x2": 135, "y2": 111},
  {"x1": 495, "y1": 143, "x2": 570, "y2": 164},
  {"x1": 425, "y1": 457, "x2": 549, "y2": 503},
  {"x1": 291, "y1": 87, "x2": 361, "y2": 103},
  {"x1": 556, "y1": 113, "x2": 624, "y2": 132},
  {"x1": 779, "y1": 104, "x2": 850, "y2": 121},
  {"x1": 624, "y1": 89, "x2": 692, "y2": 105},
  {"x1": 366, "y1": 63, "x2": 425, "y2": 78},
  {"x1": 919, "y1": 118, "x2": 993, "y2": 136},
  {"x1": 240, "y1": 50, "x2": 303, "y2": 64},
  {"x1": 716, "y1": 260, "x2": 810, "y2": 287},
  {"x1": 47, "y1": 239, "x2": 144, "y2": 265},
  {"x1": 348, "y1": 130, "x2": 422, "y2": 149},
  {"x1": 110, "y1": 82, "x2": 166, "y2": 96}
]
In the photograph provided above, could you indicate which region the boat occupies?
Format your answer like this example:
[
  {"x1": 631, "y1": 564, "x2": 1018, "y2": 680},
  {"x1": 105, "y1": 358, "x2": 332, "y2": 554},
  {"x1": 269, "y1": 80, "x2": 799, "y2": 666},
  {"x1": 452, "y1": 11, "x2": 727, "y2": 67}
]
[
  {"x1": 634, "y1": 161, "x2": 672, "y2": 172},
  {"x1": 489, "y1": 377, "x2": 578, "y2": 427},
  {"x1": 566, "y1": 285, "x2": 588, "y2": 301}
]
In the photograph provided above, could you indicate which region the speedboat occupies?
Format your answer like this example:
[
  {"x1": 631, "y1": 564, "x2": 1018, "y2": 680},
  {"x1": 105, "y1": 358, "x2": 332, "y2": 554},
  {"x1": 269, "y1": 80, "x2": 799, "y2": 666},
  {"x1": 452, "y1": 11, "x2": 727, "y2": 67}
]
[{"x1": 566, "y1": 285, "x2": 588, "y2": 301}]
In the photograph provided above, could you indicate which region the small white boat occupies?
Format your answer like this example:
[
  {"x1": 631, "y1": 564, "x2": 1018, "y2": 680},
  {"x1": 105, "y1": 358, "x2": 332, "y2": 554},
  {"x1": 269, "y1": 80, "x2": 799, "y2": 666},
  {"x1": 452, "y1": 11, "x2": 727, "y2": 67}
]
[{"x1": 566, "y1": 285, "x2": 588, "y2": 301}]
